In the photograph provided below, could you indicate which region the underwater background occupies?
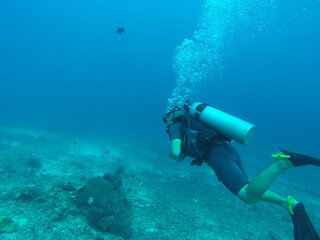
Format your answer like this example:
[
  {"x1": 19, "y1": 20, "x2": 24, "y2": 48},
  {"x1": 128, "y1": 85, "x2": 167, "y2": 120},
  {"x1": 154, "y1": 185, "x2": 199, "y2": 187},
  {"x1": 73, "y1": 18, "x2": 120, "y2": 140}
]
[
  {"x1": 1, "y1": 0, "x2": 320, "y2": 149},
  {"x1": 0, "y1": 0, "x2": 320, "y2": 239}
]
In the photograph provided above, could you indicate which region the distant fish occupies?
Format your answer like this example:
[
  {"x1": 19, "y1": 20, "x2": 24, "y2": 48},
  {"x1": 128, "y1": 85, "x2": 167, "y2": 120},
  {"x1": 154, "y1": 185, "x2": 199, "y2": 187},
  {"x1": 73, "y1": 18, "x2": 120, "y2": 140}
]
[{"x1": 116, "y1": 27, "x2": 125, "y2": 34}]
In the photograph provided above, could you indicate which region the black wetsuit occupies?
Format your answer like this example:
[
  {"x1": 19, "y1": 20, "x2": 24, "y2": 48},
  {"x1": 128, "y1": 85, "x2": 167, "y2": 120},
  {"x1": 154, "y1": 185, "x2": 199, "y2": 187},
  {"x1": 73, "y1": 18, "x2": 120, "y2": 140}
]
[{"x1": 168, "y1": 115, "x2": 249, "y2": 195}]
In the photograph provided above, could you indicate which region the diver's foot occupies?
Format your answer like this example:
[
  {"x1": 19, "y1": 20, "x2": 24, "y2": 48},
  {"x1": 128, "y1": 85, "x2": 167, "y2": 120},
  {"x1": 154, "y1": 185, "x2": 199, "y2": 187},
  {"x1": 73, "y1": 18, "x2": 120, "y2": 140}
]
[
  {"x1": 276, "y1": 158, "x2": 294, "y2": 170},
  {"x1": 287, "y1": 196, "x2": 299, "y2": 215},
  {"x1": 279, "y1": 148, "x2": 320, "y2": 167}
]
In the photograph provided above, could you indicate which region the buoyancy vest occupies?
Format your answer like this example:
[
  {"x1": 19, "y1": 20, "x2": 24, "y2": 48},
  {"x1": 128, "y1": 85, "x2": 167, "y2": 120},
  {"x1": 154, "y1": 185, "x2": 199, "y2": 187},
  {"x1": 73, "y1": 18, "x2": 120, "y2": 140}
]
[{"x1": 180, "y1": 114, "x2": 231, "y2": 163}]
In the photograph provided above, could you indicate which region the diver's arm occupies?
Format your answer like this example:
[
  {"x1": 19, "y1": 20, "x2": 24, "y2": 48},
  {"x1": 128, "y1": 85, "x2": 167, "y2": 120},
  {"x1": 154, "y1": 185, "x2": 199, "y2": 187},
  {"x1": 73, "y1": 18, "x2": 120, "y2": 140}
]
[{"x1": 170, "y1": 139, "x2": 185, "y2": 162}]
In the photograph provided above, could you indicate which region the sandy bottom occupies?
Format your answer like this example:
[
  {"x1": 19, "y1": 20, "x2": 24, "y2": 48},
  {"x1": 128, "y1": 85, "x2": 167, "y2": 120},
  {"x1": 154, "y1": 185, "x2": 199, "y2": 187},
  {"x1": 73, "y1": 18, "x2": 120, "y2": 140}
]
[{"x1": 0, "y1": 125, "x2": 319, "y2": 240}]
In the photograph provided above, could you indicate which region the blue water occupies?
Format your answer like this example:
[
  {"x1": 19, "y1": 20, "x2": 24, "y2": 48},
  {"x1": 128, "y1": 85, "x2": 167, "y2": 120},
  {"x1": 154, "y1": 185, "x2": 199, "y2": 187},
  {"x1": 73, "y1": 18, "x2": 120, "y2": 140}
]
[
  {"x1": 1, "y1": 1, "x2": 320, "y2": 239},
  {"x1": 0, "y1": 0, "x2": 319, "y2": 150}
]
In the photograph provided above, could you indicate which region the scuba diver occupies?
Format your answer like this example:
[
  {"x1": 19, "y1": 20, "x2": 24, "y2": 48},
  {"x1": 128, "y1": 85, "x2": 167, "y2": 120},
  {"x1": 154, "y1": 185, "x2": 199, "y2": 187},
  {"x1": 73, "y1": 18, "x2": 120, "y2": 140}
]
[{"x1": 163, "y1": 100, "x2": 320, "y2": 240}]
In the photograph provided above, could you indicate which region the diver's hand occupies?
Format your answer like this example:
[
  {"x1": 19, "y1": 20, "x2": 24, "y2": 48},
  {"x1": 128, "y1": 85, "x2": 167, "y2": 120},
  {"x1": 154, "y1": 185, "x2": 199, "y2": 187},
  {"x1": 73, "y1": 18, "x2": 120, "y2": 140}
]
[
  {"x1": 170, "y1": 139, "x2": 184, "y2": 162},
  {"x1": 170, "y1": 152, "x2": 185, "y2": 162}
]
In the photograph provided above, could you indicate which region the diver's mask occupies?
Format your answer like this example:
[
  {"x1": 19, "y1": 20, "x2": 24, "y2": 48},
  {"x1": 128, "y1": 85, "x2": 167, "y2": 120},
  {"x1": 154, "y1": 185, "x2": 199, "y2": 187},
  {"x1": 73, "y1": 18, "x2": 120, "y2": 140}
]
[{"x1": 163, "y1": 106, "x2": 184, "y2": 125}]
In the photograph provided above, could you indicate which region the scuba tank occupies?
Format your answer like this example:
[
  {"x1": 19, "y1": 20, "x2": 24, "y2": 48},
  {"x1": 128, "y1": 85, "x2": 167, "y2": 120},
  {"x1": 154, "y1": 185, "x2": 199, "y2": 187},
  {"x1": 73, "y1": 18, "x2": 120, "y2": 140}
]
[{"x1": 184, "y1": 101, "x2": 256, "y2": 145}]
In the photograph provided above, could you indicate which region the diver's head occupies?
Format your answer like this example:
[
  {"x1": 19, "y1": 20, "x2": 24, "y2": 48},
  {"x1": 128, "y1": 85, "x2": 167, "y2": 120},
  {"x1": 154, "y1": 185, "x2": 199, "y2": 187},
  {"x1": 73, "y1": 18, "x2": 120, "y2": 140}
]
[{"x1": 163, "y1": 106, "x2": 184, "y2": 125}]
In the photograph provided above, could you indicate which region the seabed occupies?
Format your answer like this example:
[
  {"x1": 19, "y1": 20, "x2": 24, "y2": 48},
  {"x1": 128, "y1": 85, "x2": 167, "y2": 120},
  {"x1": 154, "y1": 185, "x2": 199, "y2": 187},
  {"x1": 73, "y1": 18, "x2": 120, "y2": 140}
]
[{"x1": 0, "y1": 125, "x2": 319, "y2": 240}]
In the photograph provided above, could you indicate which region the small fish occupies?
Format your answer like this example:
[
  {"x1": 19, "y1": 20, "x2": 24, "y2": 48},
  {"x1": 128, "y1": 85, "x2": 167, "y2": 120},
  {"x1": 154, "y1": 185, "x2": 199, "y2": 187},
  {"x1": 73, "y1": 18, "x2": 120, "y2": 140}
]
[{"x1": 116, "y1": 27, "x2": 125, "y2": 34}]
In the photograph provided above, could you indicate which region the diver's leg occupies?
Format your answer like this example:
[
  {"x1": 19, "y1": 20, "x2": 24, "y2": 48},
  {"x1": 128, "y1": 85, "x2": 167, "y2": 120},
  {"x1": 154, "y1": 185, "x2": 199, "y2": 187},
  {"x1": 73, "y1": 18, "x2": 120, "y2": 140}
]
[
  {"x1": 260, "y1": 190, "x2": 287, "y2": 209},
  {"x1": 247, "y1": 160, "x2": 293, "y2": 198},
  {"x1": 238, "y1": 186, "x2": 289, "y2": 210},
  {"x1": 237, "y1": 160, "x2": 293, "y2": 205},
  {"x1": 205, "y1": 142, "x2": 250, "y2": 195},
  {"x1": 206, "y1": 142, "x2": 293, "y2": 211}
]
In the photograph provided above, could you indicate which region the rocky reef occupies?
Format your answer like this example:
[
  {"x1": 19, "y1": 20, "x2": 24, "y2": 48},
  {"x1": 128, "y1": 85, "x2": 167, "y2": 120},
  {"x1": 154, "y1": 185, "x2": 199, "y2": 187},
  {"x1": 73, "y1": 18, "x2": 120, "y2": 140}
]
[{"x1": 74, "y1": 176, "x2": 132, "y2": 239}]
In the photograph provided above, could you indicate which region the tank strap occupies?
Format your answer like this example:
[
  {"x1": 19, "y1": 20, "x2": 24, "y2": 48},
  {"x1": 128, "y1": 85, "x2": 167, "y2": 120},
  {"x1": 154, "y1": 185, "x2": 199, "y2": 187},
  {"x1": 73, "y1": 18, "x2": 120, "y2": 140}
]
[{"x1": 194, "y1": 103, "x2": 208, "y2": 120}]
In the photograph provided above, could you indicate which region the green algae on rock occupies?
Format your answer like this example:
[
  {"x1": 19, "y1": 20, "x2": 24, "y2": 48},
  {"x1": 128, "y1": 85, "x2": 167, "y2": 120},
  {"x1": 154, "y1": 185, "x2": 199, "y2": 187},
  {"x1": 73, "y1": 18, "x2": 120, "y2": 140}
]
[
  {"x1": 0, "y1": 216, "x2": 17, "y2": 233},
  {"x1": 74, "y1": 177, "x2": 132, "y2": 239}
]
